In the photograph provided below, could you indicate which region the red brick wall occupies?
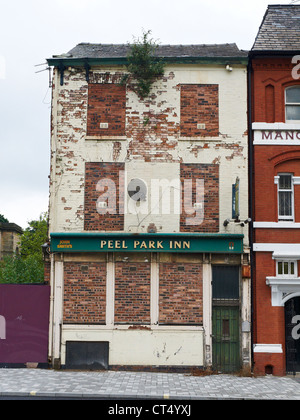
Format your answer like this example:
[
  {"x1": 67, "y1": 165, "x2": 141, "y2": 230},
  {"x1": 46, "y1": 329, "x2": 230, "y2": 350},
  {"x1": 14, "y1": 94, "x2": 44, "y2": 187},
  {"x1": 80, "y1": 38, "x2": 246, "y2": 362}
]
[
  {"x1": 180, "y1": 84, "x2": 219, "y2": 137},
  {"x1": 254, "y1": 353, "x2": 286, "y2": 377},
  {"x1": 180, "y1": 163, "x2": 219, "y2": 232},
  {"x1": 63, "y1": 262, "x2": 106, "y2": 324},
  {"x1": 159, "y1": 263, "x2": 203, "y2": 325},
  {"x1": 87, "y1": 83, "x2": 126, "y2": 136},
  {"x1": 253, "y1": 147, "x2": 300, "y2": 224},
  {"x1": 252, "y1": 56, "x2": 300, "y2": 376},
  {"x1": 251, "y1": 57, "x2": 300, "y2": 123},
  {"x1": 114, "y1": 262, "x2": 151, "y2": 324},
  {"x1": 84, "y1": 162, "x2": 124, "y2": 231},
  {"x1": 252, "y1": 56, "x2": 300, "y2": 226},
  {"x1": 252, "y1": 252, "x2": 286, "y2": 375}
]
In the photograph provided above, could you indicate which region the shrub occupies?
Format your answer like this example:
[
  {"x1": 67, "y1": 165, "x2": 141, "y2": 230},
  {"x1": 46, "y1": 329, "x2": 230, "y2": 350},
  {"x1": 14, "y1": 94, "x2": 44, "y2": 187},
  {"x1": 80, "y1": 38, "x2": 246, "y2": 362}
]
[{"x1": 0, "y1": 255, "x2": 44, "y2": 284}]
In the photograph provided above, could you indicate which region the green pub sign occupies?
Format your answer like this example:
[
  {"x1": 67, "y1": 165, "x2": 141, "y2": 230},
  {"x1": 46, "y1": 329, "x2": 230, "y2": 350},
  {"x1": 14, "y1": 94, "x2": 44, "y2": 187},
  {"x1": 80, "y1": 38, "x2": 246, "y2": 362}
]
[{"x1": 50, "y1": 233, "x2": 244, "y2": 254}]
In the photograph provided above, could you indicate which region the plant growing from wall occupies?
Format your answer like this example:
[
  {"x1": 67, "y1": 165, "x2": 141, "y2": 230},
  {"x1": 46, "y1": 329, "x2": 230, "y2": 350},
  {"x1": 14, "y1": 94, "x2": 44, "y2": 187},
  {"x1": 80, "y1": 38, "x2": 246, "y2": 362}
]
[{"x1": 121, "y1": 30, "x2": 165, "y2": 99}]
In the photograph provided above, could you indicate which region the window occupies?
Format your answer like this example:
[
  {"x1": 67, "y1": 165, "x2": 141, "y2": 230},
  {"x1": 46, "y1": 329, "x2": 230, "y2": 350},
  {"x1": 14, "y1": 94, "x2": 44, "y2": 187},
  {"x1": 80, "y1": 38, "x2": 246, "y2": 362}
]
[
  {"x1": 212, "y1": 266, "x2": 239, "y2": 300},
  {"x1": 285, "y1": 86, "x2": 300, "y2": 122},
  {"x1": 277, "y1": 174, "x2": 294, "y2": 221},
  {"x1": 87, "y1": 83, "x2": 126, "y2": 137},
  {"x1": 180, "y1": 84, "x2": 219, "y2": 137},
  {"x1": 276, "y1": 260, "x2": 297, "y2": 278}
]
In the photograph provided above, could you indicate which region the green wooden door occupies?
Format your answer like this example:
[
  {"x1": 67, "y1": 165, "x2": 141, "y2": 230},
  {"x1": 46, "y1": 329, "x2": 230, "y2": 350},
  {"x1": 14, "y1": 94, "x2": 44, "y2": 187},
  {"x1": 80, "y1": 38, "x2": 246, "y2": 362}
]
[{"x1": 212, "y1": 306, "x2": 240, "y2": 372}]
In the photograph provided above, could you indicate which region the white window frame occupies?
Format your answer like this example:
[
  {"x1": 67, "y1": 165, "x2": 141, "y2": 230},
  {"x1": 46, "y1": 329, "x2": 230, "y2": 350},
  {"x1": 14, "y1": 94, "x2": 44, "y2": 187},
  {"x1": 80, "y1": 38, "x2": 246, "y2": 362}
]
[
  {"x1": 285, "y1": 86, "x2": 300, "y2": 123},
  {"x1": 276, "y1": 260, "x2": 298, "y2": 278},
  {"x1": 275, "y1": 173, "x2": 294, "y2": 222}
]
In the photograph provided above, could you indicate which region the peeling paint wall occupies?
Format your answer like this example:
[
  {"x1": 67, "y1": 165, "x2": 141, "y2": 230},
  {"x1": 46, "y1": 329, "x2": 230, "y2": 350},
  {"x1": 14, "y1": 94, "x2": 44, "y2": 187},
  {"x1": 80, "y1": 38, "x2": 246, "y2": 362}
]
[
  {"x1": 49, "y1": 62, "x2": 250, "y2": 369},
  {"x1": 49, "y1": 64, "x2": 249, "y2": 244}
]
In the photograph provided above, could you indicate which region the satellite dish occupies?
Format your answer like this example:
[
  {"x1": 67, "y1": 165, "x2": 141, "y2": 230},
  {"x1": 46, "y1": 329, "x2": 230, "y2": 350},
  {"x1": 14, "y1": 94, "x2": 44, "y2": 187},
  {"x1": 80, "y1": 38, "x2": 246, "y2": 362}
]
[{"x1": 127, "y1": 178, "x2": 147, "y2": 201}]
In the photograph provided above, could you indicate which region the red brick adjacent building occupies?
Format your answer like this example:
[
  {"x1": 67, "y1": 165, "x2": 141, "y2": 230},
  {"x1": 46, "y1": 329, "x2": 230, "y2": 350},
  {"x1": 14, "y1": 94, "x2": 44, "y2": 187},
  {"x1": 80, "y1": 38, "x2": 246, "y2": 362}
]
[{"x1": 250, "y1": 5, "x2": 300, "y2": 375}]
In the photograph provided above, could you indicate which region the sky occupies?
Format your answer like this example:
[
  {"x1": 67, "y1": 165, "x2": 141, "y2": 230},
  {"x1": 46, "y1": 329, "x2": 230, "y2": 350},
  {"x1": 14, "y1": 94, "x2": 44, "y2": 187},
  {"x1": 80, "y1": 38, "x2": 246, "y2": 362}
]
[{"x1": 0, "y1": 0, "x2": 297, "y2": 229}]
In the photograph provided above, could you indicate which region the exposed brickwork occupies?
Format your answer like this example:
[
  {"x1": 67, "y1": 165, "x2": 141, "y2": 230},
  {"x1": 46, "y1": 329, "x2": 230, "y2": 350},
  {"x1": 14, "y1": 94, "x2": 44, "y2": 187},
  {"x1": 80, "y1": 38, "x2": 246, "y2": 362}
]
[
  {"x1": 63, "y1": 262, "x2": 106, "y2": 324},
  {"x1": 114, "y1": 262, "x2": 151, "y2": 324},
  {"x1": 125, "y1": 72, "x2": 180, "y2": 163},
  {"x1": 180, "y1": 163, "x2": 219, "y2": 232},
  {"x1": 87, "y1": 83, "x2": 126, "y2": 136},
  {"x1": 180, "y1": 84, "x2": 219, "y2": 137},
  {"x1": 84, "y1": 162, "x2": 125, "y2": 231},
  {"x1": 159, "y1": 263, "x2": 203, "y2": 325}
]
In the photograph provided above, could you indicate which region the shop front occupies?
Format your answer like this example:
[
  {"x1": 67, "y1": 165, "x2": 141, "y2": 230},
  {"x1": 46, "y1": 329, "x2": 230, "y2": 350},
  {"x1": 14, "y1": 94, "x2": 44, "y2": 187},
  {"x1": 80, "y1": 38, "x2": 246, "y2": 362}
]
[{"x1": 48, "y1": 232, "x2": 251, "y2": 372}]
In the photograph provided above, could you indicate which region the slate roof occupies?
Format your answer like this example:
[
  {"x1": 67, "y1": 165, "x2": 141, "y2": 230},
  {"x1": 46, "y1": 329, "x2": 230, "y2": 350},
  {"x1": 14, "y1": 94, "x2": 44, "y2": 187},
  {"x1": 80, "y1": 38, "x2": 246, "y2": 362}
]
[
  {"x1": 52, "y1": 43, "x2": 247, "y2": 60},
  {"x1": 252, "y1": 4, "x2": 300, "y2": 51}
]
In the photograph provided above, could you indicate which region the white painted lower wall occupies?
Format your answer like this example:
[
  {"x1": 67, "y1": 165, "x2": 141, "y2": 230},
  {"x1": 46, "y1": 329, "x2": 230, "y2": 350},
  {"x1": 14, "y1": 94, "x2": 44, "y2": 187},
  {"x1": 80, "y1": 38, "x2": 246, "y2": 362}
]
[{"x1": 61, "y1": 326, "x2": 204, "y2": 366}]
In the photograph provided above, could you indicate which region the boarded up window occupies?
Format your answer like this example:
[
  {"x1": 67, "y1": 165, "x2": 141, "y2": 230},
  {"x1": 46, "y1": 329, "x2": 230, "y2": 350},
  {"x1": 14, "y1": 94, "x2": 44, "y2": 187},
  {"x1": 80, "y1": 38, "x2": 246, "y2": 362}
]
[
  {"x1": 87, "y1": 83, "x2": 126, "y2": 136},
  {"x1": 180, "y1": 84, "x2": 219, "y2": 137}
]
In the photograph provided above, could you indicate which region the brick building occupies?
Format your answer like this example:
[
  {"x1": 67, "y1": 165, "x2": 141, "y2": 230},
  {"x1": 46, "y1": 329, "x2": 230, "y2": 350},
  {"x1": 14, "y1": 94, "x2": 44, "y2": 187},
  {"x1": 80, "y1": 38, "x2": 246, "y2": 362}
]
[
  {"x1": 250, "y1": 5, "x2": 300, "y2": 375},
  {"x1": 46, "y1": 42, "x2": 251, "y2": 372}
]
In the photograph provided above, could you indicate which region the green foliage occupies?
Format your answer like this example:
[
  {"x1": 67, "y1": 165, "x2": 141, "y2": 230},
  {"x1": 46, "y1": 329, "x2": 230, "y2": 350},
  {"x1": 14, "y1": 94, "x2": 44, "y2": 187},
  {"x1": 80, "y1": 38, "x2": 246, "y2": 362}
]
[
  {"x1": 20, "y1": 212, "x2": 48, "y2": 260},
  {"x1": 0, "y1": 214, "x2": 9, "y2": 223},
  {"x1": 0, "y1": 255, "x2": 44, "y2": 284},
  {"x1": 0, "y1": 212, "x2": 48, "y2": 284},
  {"x1": 121, "y1": 30, "x2": 165, "y2": 99}
]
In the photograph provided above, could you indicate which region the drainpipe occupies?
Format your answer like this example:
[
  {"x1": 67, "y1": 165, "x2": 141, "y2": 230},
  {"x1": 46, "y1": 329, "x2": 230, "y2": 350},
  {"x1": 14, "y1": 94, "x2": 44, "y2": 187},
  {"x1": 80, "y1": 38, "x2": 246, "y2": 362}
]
[
  {"x1": 247, "y1": 55, "x2": 255, "y2": 373},
  {"x1": 48, "y1": 253, "x2": 55, "y2": 363}
]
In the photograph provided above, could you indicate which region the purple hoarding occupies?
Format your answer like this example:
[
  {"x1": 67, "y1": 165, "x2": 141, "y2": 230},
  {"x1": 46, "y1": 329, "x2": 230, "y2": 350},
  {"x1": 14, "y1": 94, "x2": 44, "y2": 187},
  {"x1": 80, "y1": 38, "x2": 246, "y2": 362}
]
[{"x1": 0, "y1": 285, "x2": 50, "y2": 365}]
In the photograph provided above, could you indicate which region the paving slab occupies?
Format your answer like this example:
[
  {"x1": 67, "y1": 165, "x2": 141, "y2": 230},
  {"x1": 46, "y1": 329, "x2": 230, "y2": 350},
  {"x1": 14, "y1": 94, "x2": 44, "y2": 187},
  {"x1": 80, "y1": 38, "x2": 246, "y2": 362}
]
[{"x1": 0, "y1": 369, "x2": 300, "y2": 400}]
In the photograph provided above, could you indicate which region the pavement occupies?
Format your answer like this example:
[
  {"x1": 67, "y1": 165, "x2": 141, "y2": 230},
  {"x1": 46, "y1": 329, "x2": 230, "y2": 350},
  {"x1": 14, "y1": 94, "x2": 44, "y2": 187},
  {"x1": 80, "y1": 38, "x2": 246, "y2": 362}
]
[{"x1": 1, "y1": 368, "x2": 300, "y2": 400}]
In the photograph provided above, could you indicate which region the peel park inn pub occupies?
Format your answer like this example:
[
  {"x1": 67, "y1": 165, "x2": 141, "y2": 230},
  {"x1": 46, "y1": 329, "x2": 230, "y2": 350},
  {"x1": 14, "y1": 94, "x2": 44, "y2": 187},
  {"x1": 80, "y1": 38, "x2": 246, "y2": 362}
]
[{"x1": 44, "y1": 41, "x2": 251, "y2": 373}]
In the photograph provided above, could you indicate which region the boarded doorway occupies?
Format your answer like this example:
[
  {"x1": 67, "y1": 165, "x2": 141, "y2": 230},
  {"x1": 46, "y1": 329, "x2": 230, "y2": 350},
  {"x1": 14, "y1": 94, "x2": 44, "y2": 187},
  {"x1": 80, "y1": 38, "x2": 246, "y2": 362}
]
[{"x1": 212, "y1": 265, "x2": 240, "y2": 372}]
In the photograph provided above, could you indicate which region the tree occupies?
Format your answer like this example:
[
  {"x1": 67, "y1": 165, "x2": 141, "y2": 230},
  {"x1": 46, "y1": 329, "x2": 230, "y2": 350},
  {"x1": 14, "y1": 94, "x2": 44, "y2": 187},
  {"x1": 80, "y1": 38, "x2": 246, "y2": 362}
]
[
  {"x1": 0, "y1": 214, "x2": 9, "y2": 223},
  {"x1": 20, "y1": 212, "x2": 48, "y2": 260},
  {"x1": 0, "y1": 212, "x2": 48, "y2": 284}
]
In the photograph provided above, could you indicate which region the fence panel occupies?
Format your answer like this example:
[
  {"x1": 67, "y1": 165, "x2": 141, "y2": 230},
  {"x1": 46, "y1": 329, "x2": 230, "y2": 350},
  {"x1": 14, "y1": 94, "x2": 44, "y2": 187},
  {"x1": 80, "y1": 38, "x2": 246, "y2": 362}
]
[{"x1": 0, "y1": 284, "x2": 50, "y2": 366}]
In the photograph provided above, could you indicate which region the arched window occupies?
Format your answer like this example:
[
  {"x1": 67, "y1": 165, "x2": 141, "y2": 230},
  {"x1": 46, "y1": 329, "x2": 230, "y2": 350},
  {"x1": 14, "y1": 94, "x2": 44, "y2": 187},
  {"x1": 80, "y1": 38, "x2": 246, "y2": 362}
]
[{"x1": 285, "y1": 86, "x2": 300, "y2": 122}]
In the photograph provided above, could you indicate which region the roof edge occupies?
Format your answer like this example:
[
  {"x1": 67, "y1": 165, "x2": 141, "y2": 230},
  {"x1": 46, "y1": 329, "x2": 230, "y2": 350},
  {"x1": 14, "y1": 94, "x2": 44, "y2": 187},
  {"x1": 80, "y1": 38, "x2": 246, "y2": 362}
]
[
  {"x1": 0, "y1": 222, "x2": 23, "y2": 234},
  {"x1": 249, "y1": 50, "x2": 300, "y2": 57},
  {"x1": 47, "y1": 55, "x2": 248, "y2": 67}
]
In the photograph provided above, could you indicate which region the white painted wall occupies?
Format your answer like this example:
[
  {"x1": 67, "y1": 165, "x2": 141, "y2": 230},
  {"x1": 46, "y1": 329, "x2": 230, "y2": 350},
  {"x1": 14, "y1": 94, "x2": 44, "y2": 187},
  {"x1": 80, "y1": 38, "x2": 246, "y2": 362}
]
[
  {"x1": 61, "y1": 326, "x2": 204, "y2": 366},
  {"x1": 49, "y1": 64, "x2": 249, "y2": 245}
]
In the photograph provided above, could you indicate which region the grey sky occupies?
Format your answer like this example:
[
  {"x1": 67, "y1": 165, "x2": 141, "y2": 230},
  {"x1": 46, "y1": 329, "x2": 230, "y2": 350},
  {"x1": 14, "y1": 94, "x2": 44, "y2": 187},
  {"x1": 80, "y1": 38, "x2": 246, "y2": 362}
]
[{"x1": 0, "y1": 0, "x2": 294, "y2": 229}]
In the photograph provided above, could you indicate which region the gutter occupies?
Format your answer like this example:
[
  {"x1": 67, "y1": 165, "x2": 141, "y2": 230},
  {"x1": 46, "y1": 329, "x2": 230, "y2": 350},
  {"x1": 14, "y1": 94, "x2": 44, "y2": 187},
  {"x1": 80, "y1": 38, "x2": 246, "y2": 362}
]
[
  {"x1": 249, "y1": 50, "x2": 300, "y2": 59},
  {"x1": 46, "y1": 55, "x2": 248, "y2": 86},
  {"x1": 46, "y1": 55, "x2": 249, "y2": 67}
]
